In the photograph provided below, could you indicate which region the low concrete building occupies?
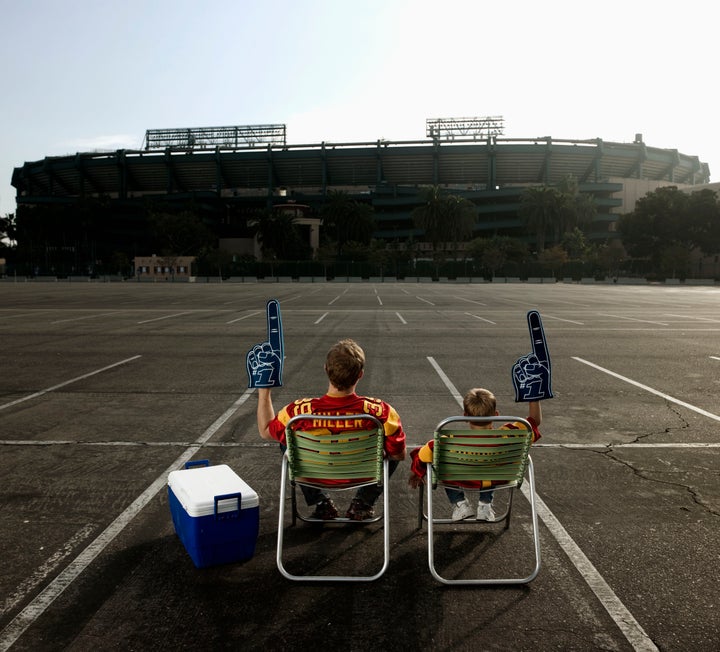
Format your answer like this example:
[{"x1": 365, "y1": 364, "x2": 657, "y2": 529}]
[{"x1": 134, "y1": 254, "x2": 195, "y2": 281}]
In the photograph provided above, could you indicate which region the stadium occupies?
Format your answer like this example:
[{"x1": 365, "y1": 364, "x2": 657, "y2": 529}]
[{"x1": 9, "y1": 118, "x2": 714, "y2": 278}]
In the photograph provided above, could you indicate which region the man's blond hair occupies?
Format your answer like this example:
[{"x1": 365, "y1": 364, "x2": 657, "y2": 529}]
[{"x1": 325, "y1": 339, "x2": 365, "y2": 391}]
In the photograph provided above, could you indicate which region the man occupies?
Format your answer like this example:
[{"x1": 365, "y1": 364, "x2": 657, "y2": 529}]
[{"x1": 256, "y1": 338, "x2": 406, "y2": 520}]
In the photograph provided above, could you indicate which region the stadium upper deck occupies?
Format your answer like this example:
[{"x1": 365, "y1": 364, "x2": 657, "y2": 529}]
[
  {"x1": 10, "y1": 134, "x2": 711, "y2": 244},
  {"x1": 12, "y1": 135, "x2": 709, "y2": 200}
]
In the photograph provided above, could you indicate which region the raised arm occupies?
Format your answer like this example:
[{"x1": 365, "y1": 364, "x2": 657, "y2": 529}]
[
  {"x1": 528, "y1": 400, "x2": 542, "y2": 427},
  {"x1": 256, "y1": 388, "x2": 276, "y2": 440}
]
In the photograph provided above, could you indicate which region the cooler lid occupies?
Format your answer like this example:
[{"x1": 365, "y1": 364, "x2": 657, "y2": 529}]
[{"x1": 168, "y1": 464, "x2": 259, "y2": 517}]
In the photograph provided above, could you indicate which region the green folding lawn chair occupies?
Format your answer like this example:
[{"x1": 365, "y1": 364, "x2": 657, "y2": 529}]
[
  {"x1": 419, "y1": 415, "x2": 541, "y2": 585},
  {"x1": 276, "y1": 413, "x2": 390, "y2": 581}
]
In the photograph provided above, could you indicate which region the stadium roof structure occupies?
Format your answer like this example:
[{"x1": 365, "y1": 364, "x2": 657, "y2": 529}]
[{"x1": 11, "y1": 136, "x2": 710, "y2": 204}]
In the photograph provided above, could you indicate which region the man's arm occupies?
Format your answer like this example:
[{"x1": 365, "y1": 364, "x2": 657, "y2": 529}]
[{"x1": 257, "y1": 388, "x2": 276, "y2": 441}]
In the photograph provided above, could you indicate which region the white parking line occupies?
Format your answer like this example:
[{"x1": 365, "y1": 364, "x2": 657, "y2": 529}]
[
  {"x1": 464, "y1": 312, "x2": 496, "y2": 324},
  {"x1": 227, "y1": 311, "x2": 261, "y2": 324},
  {"x1": 328, "y1": 289, "x2": 349, "y2": 305},
  {"x1": 664, "y1": 314, "x2": 720, "y2": 323},
  {"x1": 520, "y1": 484, "x2": 658, "y2": 652},
  {"x1": 137, "y1": 311, "x2": 193, "y2": 324},
  {"x1": 0, "y1": 356, "x2": 142, "y2": 412},
  {"x1": 0, "y1": 388, "x2": 256, "y2": 652},
  {"x1": 5, "y1": 439, "x2": 716, "y2": 450},
  {"x1": 541, "y1": 314, "x2": 585, "y2": 325},
  {"x1": 453, "y1": 296, "x2": 487, "y2": 306},
  {"x1": 396, "y1": 312, "x2": 407, "y2": 324},
  {"x1": 51, "y1": 312, "x2": 122, "y2": 324},
  {"x1": 597, "y1": 313, "x2": 669, "y2": 326},
  {"x1": 427, "y1": 355, "x2": 658, "y2": 652},
  {"x1": 1, "y1": 525, "x2": 95, "y2": 616},
  {"x1": 573, "y1": 357, "x2": 720, "y2": 423},
  {"x1": 315, "y1": 312, "x2": 328, "y2": 324}
]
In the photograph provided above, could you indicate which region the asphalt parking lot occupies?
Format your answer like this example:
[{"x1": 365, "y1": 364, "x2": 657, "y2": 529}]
[{"x1": 1, "y1": 280, "x2": 719, "y2": 651}]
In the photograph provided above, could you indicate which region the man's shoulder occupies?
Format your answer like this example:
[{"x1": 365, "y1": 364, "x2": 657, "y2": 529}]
[{"x1": 360, "y1": 395, "x2": 391, "y2": 407}]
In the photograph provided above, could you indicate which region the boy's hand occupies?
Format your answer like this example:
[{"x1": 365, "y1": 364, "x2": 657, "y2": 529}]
[
  {"x1": 512, "y1": 310, "x2": 553, "y2": 401},
  {"x1": 408, "y1": 474, "x2": 425, "y2": 489},
  {"x1": 246, "y1": 299, "x2": 284, "y2": 388}
]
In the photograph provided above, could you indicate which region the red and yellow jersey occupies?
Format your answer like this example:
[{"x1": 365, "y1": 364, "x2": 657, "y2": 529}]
[
  {"x1": 268, "y1": 392, "x2": 406, "y2": 459},
  {"x1": 409, "y1": 417, "x2": 541, "y2": 487}
]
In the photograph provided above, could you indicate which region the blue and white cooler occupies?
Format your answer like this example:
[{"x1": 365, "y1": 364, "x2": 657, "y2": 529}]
[{"x1": 168, "y1": 460, "x2": 259, "y2": 568}]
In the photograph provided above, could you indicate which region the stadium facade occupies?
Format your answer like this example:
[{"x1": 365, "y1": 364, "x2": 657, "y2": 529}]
[{"x1": 10, "y1": 129, "x2": 712, "y2": 265}]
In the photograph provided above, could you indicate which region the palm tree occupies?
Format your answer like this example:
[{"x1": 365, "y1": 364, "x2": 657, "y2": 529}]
[
  {"x1": 444, "y1": 195, "x2": 477, "y2": 260},
  {"x1": 251, "y1": 210, "x2": 307, "y2": 261},
  {"x1": 320, "y1": 190, "x2": 376, "y2": 257},
  {"x1": 412, "y1": 186, "x2": 477, "y2": 255},
  {"x1": 411, "y1": 186, "x2": 447, "y2": 252},
  {"x1": 556, "y1": 175, "x2": 596, "y2": 241},
  {"x1": 519, "y1": 185, "x2": 562, "y2": 252}
]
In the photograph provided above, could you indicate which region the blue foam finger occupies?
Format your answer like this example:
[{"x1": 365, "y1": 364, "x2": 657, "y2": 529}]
[
  {"x1": 266, "y1": 299, "x2": 284, "y2": 362},
  {"x1": 512, "y1": 310, "x2": 553, "y2": 401},
  {"x1": 265, "y1": 299, "x2": 284, "y2": 385},
  {"x1": 246, "y1": 299, "x2": 284, "y2": 388},
  {"x1": 527, "y1": 310, "x2": 549, "y2": 365}
]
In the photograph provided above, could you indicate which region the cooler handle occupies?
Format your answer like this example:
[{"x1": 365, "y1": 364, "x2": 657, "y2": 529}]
[
  {"x1": 214, "y1": 492, "x2": 242, "y2": 520},
  {"x1": 184, "y1": 459, "x2": 210, "y2": 469}
]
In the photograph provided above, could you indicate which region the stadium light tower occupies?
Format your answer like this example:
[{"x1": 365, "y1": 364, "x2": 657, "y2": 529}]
[
  {"x1": 426, "y1": 116, "x2": 505, "y2": 141},
  {"x1": 143, "y1": 124, "x2": 287, "y2": 150}
]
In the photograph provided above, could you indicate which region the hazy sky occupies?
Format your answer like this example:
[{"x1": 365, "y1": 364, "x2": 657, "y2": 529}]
[{"x1": 1, "y1": 0, "x2": 717, "y2": 217}]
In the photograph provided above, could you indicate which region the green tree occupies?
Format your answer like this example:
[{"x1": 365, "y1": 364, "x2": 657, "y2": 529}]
[
  {"x1": 412, "y1": 186, "x2": 477, "y2": 256},
  {"x1": 593, "y1": 240, "x2": 628, "y2": 278},
  {"x1": 319, "y1": 190, "x2": 376, "y2": 257},
  {"x1": 200, "y1": 247, "x2": 233, "y2": 277},
  {"x1": 520, "y1": 177, "x2": 596, "y2": 252},
  {"x1": 618, "y1": 186, "x2": 693, "y2": 273},
  {"x1": 0, "y1": 213, "x2": 17, "y2": 246},
  {"x1": 658, "y1": 243, "x2": 691, "y2": 279},
  {"x1": 519, "y1": 185, "x2": 562, "y2": 252},
  {"x1": 411, "y1": 186, "x2": 447, "y2": 252},
  {"x1": 149, "y1": 210, "x2": 215, "y2": 256},
  {"x1": 109, "y1": 251, "x2": 131, "y2": 276},
  {"x1": 556, "y1": 175, "x2": 596, "y2": 241},
  {"x1": 251, "y1": 210, "x2": 310, "y2": 261},
  {"x1": 467, "y1": 235, "x2": 528, "y2": 279},
  {"x1": 538, "y1": 245, "x2": 568, "y2": 277},
  {"x1": 561, "y1": 227, "x2": 589, "y2": 260},
  {"x1": 686, "y1": 188, "x2": 720, "y2": 254},
  {"x1": 445, "y1": 195, "x2": 477, "y2": 260}
]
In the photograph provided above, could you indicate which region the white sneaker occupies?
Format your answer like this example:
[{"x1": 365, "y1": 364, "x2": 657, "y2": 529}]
[
  {"x1": 476, "y1": 502, "x2": 496, "y2": 521},
  {"x1": 451, "y1": 498, "x2": 474, "y2": 521}
]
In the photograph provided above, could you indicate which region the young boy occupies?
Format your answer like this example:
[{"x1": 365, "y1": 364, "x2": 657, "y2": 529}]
[{"x1": 408, "y1": 387, "x2": 542, "y2": 521}]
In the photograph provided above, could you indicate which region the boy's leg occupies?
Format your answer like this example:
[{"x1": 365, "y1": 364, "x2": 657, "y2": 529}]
[
  {"x1": 479, "y1": 488, "x2": 494, "y2": 504},
  {"x1": 445, "y1": 486, "x2": 465, "y2": 504},
  {"x1": 446, "y1": 486, "x2": 474, "y2": 521},
  {"x1": 477, "y1": 489, "x2": 496, "y2": 521}
]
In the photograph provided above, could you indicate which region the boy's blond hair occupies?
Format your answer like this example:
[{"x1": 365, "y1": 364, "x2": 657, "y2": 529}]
[
  {"x1": 325, "y1": 339, "x2": 365, "y2": 391},
  {"x1": 463, "y1": 388, "x2": 497, "y2": 423}
]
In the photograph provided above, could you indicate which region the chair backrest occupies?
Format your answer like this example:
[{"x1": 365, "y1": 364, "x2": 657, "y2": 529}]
[
  {"x1": 284, "y1": 413, "x2": 385, "y2": 488},
  {"x1": 431, "y1": 415, "x2": 534, "y2": 490}
]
